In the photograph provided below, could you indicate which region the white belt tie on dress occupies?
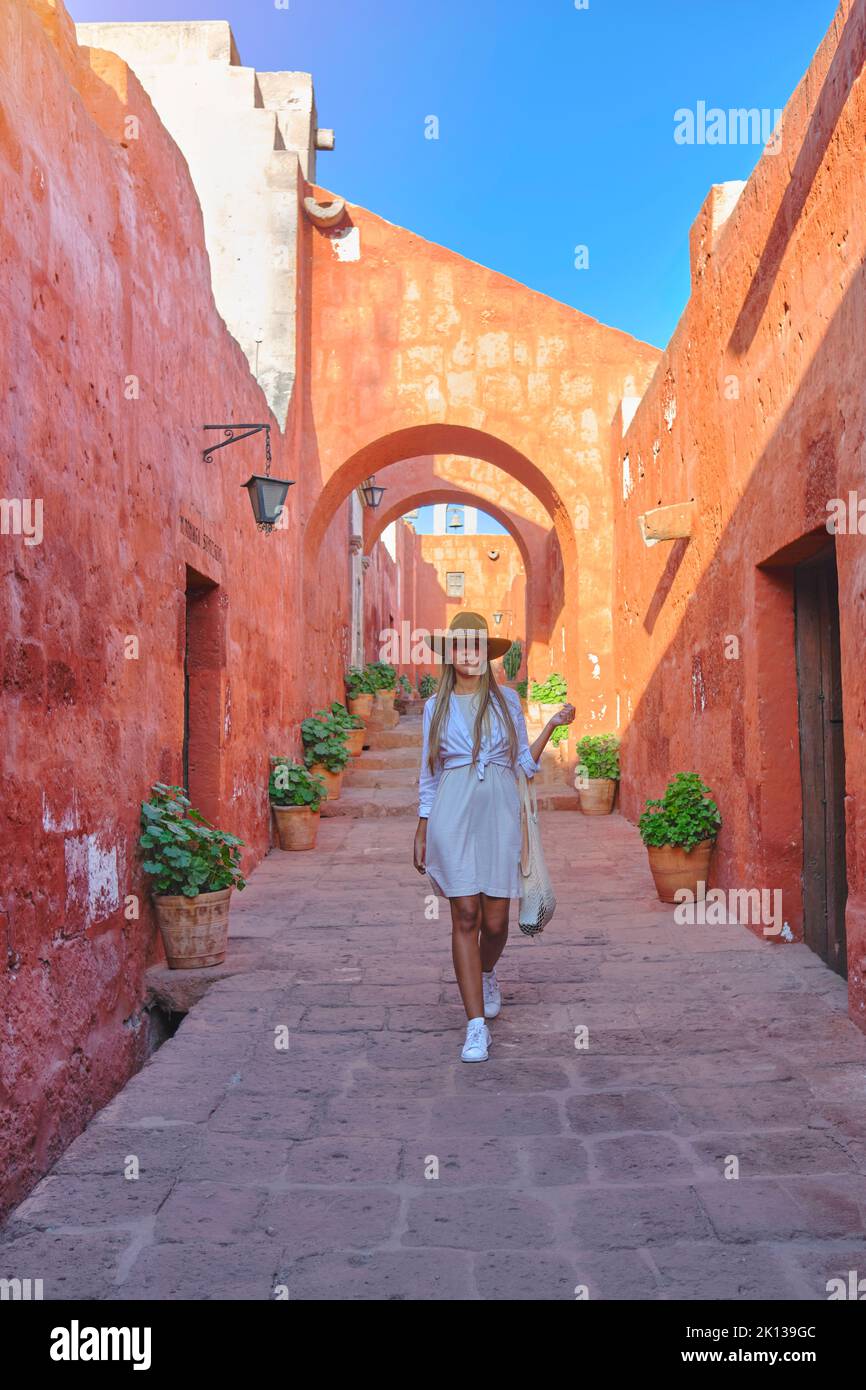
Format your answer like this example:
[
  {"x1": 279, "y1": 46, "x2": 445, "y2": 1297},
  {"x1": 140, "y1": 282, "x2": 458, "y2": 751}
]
[{"x1": 471, "y1": 753, "x2": 514, "y2": 782}]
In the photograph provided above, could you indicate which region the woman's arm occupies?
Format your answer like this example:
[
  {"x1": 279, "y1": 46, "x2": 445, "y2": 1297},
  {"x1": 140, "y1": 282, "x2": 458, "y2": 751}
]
[
  {"x1": 509, "y1": 689, "x2": 576, "y2": 774},
  {"x1": 417, "y1": 700, "x2": 442, "y2": 817},
  {"x1": 415, "y1": 701, "x2": 440, "y2": 871},
  {"x1": 509, "y1": 689, "x2": 545, "y2": 778},
  {"x1": 530, "y1": 703, "x2": 576, "y2": 764}
]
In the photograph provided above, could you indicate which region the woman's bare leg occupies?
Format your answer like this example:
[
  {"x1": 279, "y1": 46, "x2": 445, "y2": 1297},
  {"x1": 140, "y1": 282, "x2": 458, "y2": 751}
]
[
  {"x1": 480, "y1": 894, "x2": 509, "y2": 972},
  {"x1": 449, "y1": 894, "x2": 483, "y2": 1019}
]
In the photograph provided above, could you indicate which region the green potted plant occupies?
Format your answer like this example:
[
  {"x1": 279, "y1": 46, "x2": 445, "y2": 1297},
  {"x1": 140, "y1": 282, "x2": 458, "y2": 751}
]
[
  {"x1": 515, "y1": 677, "x2": 528, "y2": 710},
  {"x1": 367, "y1": 660, "x2": 397, "y2": 711},
  {"x1": 139, "y1": 783, "x2": 246, "y2": 969},
  {"x1": 638, "y1": 773, "x2": 722, "y2": 903},
  {"x1": 502, "y1": 638, "x2": 522, "y2": 683},
  {"x1": 301, "y1": 709, "x2": 351, "y2": 799},
  {"x1": 419, "y1": 673, "x2": 438, "y2": 699},
  {"x1": 575, "y1": 734, "x2": 620, "y2": 815},
  {"x1": 345, "y1": 666, "x2": 376, "y2": 719},
  {"x1": 532, "y1": 672, "x2": 567, "y2": 723},
  {"x1": 330, "y1": 699, "x2": 366, "y2": 757},
  {"x1": 269, "y1": 759, "x2": 327, "y2": 850}
]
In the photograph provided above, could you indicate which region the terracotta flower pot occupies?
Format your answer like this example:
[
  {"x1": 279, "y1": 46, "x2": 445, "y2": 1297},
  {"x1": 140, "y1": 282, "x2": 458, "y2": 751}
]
[
  {"x1": 346, "y1": 727, "x2": 365, "y2": 757},
  {"x1": 647, "y1": 839, "x2": 715, "y2": 904},
  {"x1": 348, "y1": 694, "x2": 373, "y2": 719},
  {"x1": 310, "y1": 763, "x2": 343, "y2": 800},
  {"x1": 153, "y1": 887, "x2": 232, "y2": 970},
  {"x1": 527, "y1": 700, "x2": 542, "y2": 723},
  {"x1": 374, "y1": 688, "x2": 396, "y2": 710},
  {"x1": 540, "y1": 702, "x2": 561, "y2": 722},
  {"x1": 578, "y1": 777, "x2": 617, "y2": 815},
  {"x1": 272, "y1": 803, "x2": 320, "y2": 851}
]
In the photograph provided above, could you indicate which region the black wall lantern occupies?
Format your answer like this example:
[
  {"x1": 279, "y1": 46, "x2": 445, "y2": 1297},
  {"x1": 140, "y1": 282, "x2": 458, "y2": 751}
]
[
  {"x1": 202, "y1": 424, "x2": 294, "y2": 534},
  {"x1": 360, "y1": 476, "x2": 385, "y2": 508}
]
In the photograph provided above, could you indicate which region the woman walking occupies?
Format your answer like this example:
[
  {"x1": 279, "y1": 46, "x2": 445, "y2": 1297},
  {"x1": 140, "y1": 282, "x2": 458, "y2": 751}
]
[{"x1": 414, "y1": 612, "x2": 575, "y2": 1062}]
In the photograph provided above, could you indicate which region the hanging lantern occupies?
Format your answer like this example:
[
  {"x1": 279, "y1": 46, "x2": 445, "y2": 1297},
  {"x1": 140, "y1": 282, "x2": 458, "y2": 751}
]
[
  {"x1": 492, "y1": 611, "x2": 503, "y2": 625},
  {"x1": 241, "y1": 474, "x2": 293, "y2": 533},
  {"x1": 360, "y1": 477, "x2": 385, "y2": 508},
  {"x1": 240, "y1": 427, "x2": 292, "y2": 532},
  {"x1": 202, "y1": 423, "x2": 293, "y2": 534}
]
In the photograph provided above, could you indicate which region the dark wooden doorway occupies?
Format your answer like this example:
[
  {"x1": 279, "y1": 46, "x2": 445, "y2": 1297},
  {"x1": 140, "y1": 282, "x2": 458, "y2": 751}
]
[
  {"x1": 794, "y1": 542, "x2": 848, "y2": 977},
  {"x1": 183, "y1": 568, "x2": 223, "y2": 824}
]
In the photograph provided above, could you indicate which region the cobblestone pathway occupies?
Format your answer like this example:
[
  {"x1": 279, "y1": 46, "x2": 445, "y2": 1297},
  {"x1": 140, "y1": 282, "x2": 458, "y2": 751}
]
[{"x1": 3, "y1": 811, "x2": 866, "y2": 1301}]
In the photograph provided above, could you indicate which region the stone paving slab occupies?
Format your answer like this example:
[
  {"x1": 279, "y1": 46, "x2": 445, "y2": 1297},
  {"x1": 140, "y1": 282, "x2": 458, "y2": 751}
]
[{"x1": 2, "y1": 810, "x2": 866, "y2": 1301}]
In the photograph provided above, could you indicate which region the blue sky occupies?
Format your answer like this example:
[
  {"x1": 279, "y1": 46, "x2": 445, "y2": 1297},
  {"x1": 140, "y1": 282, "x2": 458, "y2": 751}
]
[{"x1": 71, "y1": 0, "x2": 839, "y2": 351}]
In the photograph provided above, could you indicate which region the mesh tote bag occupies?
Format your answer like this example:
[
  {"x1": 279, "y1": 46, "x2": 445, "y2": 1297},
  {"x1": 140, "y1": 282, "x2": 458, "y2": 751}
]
[{"x1": 517, "y1": 770, "x2": 556, "y2": 936}]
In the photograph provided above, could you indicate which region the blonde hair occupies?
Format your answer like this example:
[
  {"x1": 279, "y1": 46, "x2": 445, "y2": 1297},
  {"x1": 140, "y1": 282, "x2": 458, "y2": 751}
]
[{"x1": 427, "y1": 664, "x2": 518, "y2": 774}]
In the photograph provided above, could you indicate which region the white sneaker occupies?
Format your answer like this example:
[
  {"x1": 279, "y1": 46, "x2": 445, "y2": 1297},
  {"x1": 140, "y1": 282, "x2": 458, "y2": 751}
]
[
  {"x1": 483, "y1": 969, "x2": 502, "y2": 1019},
  {"x1": 461, "y1": 1017, "x2": 491, "y2": 1063}
]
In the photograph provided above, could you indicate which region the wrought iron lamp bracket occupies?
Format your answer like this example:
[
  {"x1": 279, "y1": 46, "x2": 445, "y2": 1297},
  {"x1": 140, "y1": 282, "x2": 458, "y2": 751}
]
[{"x1": 202, "y1": 424, "x2": 272, "y2": 468}]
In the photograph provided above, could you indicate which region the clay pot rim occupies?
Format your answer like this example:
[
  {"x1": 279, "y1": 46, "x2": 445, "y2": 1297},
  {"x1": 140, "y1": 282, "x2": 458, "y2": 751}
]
[
  {"x1": 646, "y1": 837, "x2": 716, "y2": 853},
  {"x1": 154, "y1": 887, "x2": 233, "y2": 906},
  {"x1": 270, "y1": 801, "x2": 321, "y2": 813}
]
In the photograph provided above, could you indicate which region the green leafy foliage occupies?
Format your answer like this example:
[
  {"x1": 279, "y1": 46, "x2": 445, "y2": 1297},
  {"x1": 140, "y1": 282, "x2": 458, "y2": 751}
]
[
  {"x1": 638, "y1": 772, "x2": 722, "y2": 850},
  {"x1": 531, "y1": 672, "x2": 567, "y2": 703},
  {"x1": 345, "y1": 666, "x2": 376, "y2": 697},
  {"x1": 330, "y1": 699, "x2": 363, "y2": 731},
  {"x1": 576, "y1": 734, "x2": 620, "y2": 780},
  {"x1": 301, "y1": 710, "x2": 351, "y2": 773},
  {"x1": 366, "y1": 661, "x2": 397, "y2": 691},
  {"x1": 502, "y1": 639, "x2": 522, "y2": 680},
  {"x1": 396, "y1": 674, "x2": 413, "y2": 696},
  {"x1": 550, "y1": 724, "x2": 570, "y2": 747},
  {"x1": 419, "y1": 674, "x2": 439, "y2": 698},
  {"x1": 139, "y1": 783, "x2": 246, "y2": 899},
  {"x1": 515, "y1": 678, "x2": 528, "y2": 699},
  {"x1": 269, "y1": 758, "x2": 327, "y2": 811}
]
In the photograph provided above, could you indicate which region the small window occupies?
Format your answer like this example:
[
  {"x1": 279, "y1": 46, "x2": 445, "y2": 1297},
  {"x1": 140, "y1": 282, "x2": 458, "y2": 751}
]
[{"x1": 445, "y1": 571, "x2": 465, "y2": 598}]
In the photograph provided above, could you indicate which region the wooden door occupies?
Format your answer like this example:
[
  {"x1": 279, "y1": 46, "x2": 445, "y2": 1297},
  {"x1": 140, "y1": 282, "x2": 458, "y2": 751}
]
[{"x1": 794, "y1": 543, "x2": 848, "y2": 977}]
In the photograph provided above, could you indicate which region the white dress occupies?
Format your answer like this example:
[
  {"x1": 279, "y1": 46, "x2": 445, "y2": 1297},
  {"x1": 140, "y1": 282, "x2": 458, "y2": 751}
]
[{"x1": 418, "y1": 686, "x2": 540, "y2": 899}]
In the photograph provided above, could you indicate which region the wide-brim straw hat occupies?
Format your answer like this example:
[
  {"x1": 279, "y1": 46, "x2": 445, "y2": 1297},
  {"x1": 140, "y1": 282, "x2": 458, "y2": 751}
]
[{"x1": 425, "y1": 611, "x2": 513, "y2": 663}]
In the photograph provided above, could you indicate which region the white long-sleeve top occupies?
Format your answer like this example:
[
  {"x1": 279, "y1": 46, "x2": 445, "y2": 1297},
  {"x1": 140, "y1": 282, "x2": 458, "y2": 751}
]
[{"x1": 418, "y1": 686, "x2": 540, "y2": 818}]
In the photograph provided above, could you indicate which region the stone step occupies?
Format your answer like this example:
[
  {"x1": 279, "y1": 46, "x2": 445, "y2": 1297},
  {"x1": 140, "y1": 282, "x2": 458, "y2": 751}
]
[
  {"x1": 363, "y1": 725, "x2": 422, "y2": 750},
  {"x1": 362, "y1": 708, "x2": 400, "y2": 732},
  {"x1": 395, "y1": 698, "x2": 426, "y2": 717},
  {"x1": 344, "y1": 768, "x2": 417, "y2": 789},
  {"x1": 348, "y1": 749, "x2": 418, "y2": 770},
  {"x1": 324, "y1": 786, "x2": 579, "y2": 819},
  {"x1": 536, "y1": 792, "x2": 580, "y2": 812},
  {"x1": 321, "y1": 787, "x2": 416, "y2": 818},
  {"x1": 330, "y1": 714, "x2": 576, "y2": 816}
]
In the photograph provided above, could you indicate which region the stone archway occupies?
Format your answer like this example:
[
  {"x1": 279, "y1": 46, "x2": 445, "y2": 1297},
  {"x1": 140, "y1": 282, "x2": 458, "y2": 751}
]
[
  {"x1": 303, "y1": 424, "x2": 586, "y2": 706},
  {"x1": 365, "y1": 480, "x2": 550, "y2": 680},
  {"x1": 303, "y1": 195, "x2": 661, "y2": 723}
]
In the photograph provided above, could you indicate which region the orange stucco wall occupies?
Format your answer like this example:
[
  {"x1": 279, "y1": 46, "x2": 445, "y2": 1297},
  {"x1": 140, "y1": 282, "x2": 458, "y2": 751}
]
[
  {"x1": 612, "y1": 0, "x2": 866, "y2": 1016},
  {"x1": 0, "y1": 0, "x2": 352, "y2": 1214}
]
